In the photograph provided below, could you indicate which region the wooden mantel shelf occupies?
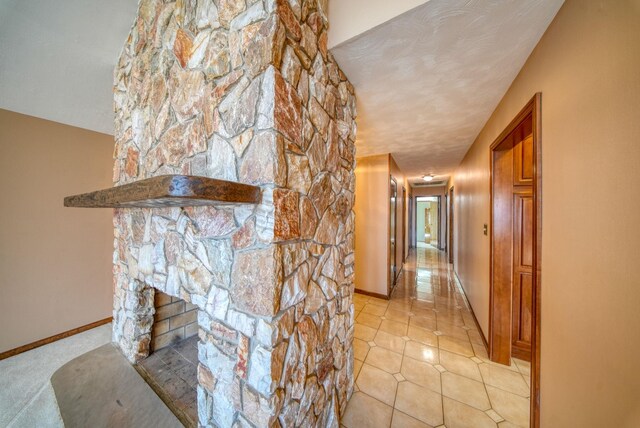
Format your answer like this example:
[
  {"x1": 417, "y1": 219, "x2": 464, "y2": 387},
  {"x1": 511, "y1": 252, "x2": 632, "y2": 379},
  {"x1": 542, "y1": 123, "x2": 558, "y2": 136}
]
[{"x1": 64, "y1": 175, "x2": 261, "y2": 208}]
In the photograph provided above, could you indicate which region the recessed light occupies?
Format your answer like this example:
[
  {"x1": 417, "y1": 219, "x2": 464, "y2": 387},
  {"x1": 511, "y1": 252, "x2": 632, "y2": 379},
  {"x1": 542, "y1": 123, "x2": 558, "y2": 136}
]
[{"x1": 423, "y1": 175, "x2": 434, "y2": 182}]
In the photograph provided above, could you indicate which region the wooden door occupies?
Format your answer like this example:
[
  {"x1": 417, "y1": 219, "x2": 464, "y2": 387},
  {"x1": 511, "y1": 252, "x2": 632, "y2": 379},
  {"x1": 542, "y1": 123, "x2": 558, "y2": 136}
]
[
  {"x1": 491, "y1": 113, "x2": 534, "y2": 363},
  {"x1": 437, "y1": 196, "x2": 442, "y2": 249},
  {"x1": 448, "y1": 188, "x2": 454, "y2": 264},
  {"x1": 512, "y1": 189, "x2": 533, "y2": 359},
  {"x1": 511, "y1": 126, "x2": 534, "y2": 361}
]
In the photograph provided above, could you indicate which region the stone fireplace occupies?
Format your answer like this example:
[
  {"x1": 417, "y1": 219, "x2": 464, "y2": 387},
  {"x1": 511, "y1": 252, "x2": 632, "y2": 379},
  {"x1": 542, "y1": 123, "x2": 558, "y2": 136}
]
[{"x1": 110, "y1": 0, "x2": 357, "y2": 425}]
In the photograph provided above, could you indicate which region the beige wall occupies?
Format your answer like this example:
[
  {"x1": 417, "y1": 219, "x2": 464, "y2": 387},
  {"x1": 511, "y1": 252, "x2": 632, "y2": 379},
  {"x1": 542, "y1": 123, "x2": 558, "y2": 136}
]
[
  {"x1": 451, "y1": 1, "x2": 640, "y2": 426},
  {"x1": 0, "y1": 109, "x2": 114, "y2": 353},
  {"x1": 355, "y1": 154, "x2": 409, "y2": 296},
  {"x1": 355, "y1": 154, "x2": 390, "y2": 296}
]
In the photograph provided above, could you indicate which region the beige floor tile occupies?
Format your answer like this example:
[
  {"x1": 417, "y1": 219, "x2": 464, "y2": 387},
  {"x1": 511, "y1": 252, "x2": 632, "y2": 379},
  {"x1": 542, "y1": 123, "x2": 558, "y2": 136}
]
[
  {"x1": 412, "y1": 300, "x2": 435, "y2": 311},
  {"x1": 385, "y1": 309, "x2": 411, "y2": 323},
  {"x1": 486, "y1": 385, "x2": 530, "y2": 427},
  {"x1": 388, "y1": 301, "x2": 412, "y2": 313},
  {"x1": 462, "y1": 314, "x2": 478, "y2": 326},
  {"x1": 404, "y1": 341, "x2": 439, "y2": 364},
  {"x1": 366, "y1": 347, "x2": 403, "y2": 374},
  {"x1": 395, "y1": 381, "x2": 443, "y2": 427},
  {"x1": 442, "y1": 372, "x2": 490, "y2": 411},
  {"x1": 357, "y1": 312, "x2": 383, "y2": 329},
  {"x1": 366, "y1": 297, "x2": 390, "y2": 308},
  {"x1": 479, "y1": 364, "x2": 530, "y2": 397},
  {"x1": 486, "y1": 409, "x2": 505, "y2": 423},
  {"x1": 347, "y1": 247, "x2": 531, "y2": 428},
  {"x1": 400, "y1": 356, "x2": 441, "y2": 393},
  {"x1": 416, "y1": 282, "x2": 436, "y2": 291},
  {"x1": 407, "y1": 325, "x2": 438, "y2": 347},
  {"x1": 342, "y1": 392, "x2": 393, "y2": 428},
  {"x1": 435, "y1": 321, "x2": 470, "y2": 341},
  {"x1": 379, "y1": 319, "x2": 409, "y2": 336},
  {"x1": 354, "y1": 358, "x2": 363, "y2": 379},
  {"x1": 374, "y1": 330, "x2": 407, "y2": 354},
  {"x1": 356, "y1": 364, "x2": 398, "y2": 406},
  {"x1": 497, "y1": 421, "x2": 521, "y2": 428},
  {"x1": 438, "y1": 336, "x2": 474, "y2": 357},
  {"x1": 355, "y1": 324, "x2": 378, "y2": 342},
  {"x1": 437, "y1": 314, "x2": 466, "y2": 327},
  {"x1": 362, "y1": 303, "x2": 387, "y2": 316},
  {"x1": 443, "y1": 397, "x2": 497, "y2": 428},
  {"x1": 439, "y1": 350, "x2": 482, "y2": 382},
  {"x1": 472, "y1": 341, "x2": 489, "y2": 359},
  {"x1": 391, "y1": 410, "x2": 434, "y2": 428},
  {"x1": 513, "y1": 358, "x2": 531, "y2": 377},
  {"x1": 410, "y1": 307, "x2": 437, "y2": 319},
  {"x1": 468, "y1": 329, "x2": 486, "y2": 346},
  {"x1": 435, "y1": 308, "x2": 462, "y2": 320},
  {"x1": 354, "y1": 293, "x2": 368, "y2": 303},
  {"x1": 410, "y1": 315, "x2": 437, "y2": 330},
  {"x1": 485, "y1": 359, "x2": 520, "y2": 373},
  {"x1": 416, "y1": 291, "x2": 437, "y2": 301},
  {"x1": 354, "y1": 338, "x2": 370, "y2": 361}
]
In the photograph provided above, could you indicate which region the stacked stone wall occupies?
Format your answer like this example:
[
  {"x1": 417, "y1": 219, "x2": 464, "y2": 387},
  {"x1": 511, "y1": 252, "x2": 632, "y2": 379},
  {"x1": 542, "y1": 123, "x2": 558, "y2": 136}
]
[{"x1": 111, "y1": 0, "x2": 356, "y2": 425}]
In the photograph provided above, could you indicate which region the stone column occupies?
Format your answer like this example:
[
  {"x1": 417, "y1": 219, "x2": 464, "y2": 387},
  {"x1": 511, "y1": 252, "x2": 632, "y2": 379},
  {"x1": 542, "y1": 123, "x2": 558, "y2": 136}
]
[{"x1": 111, "y1": 0, "x2": 357, "y2": 426}]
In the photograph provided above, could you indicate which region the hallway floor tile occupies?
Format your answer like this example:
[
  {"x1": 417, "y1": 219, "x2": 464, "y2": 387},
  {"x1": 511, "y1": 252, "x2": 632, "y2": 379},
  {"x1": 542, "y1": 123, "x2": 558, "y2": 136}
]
[{"x1": 343, "y1": 246, "x2": 530, "y2": 427}]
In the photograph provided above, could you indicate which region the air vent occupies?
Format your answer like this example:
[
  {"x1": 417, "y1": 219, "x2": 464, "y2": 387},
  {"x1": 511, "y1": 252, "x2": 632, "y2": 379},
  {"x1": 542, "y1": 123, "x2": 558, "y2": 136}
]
[{"x1": 412, "y1": 181, "x2": 446, "y2": 187}]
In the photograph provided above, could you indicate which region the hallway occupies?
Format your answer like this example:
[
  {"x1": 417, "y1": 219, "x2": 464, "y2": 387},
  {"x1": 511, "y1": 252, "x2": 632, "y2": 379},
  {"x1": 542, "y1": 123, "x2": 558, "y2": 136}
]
[{"x1": 343, "y1": 246, "x2": 530, "y2": 427}]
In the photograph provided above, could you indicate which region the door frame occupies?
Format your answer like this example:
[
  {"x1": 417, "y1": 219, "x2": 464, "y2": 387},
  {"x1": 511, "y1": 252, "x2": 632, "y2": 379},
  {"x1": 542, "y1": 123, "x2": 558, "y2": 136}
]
[
  {"x1": 448, "y1": 187, "x2": 454, "y2": 264},
  {"x1": 409, "y1": 195, "x2": 414, "y2": 249},
  {"x1": 388, "y1": 175, "x2": 398, "y2": 293},
  {"x1": 402, "y1": 186, "x2": 407, "y2": 262},
  {"x1": 414, "y1": 196, "x2": 440, "y2": 249},
  {"x1": 443, "y1": 193, "x2": 448, "y2": 252},
  {"x1": 489, "y1": 93, "x2": 542, "y2": 428},
  {"x1": 436, "y1": 195, "x2": 442, "y2": 250}
]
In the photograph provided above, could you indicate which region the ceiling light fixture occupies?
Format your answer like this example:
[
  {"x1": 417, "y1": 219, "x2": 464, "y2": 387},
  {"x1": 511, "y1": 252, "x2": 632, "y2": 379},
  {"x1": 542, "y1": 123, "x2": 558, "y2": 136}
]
[{"x1": 423, "y1": 174, "x2": 435, "y2": 182}]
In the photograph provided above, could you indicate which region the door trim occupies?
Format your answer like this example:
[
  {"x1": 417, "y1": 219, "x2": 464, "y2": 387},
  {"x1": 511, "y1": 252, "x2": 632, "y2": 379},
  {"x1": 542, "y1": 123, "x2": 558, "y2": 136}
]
[
  {"x1": 402, "y1": 186, "x2": 407, "y2": 262},
  {"x1": 388, "y1": 175, "x2": 398, "y2": 295},
  {"x1": 489, "y1": 93, "x2": 542, "y2": 428},
  {"x1": 448, "y1": 186, "x2": 454, "y2": 264},
  {"x1": 436, "y1": 195, "x2": 442, "y2": 250}
]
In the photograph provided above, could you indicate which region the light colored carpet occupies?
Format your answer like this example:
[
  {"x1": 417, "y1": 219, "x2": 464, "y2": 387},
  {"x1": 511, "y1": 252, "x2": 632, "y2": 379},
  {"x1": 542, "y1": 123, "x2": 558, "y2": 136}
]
[
  {"x1": 0, "y1": 323, "x2": 111, "y2": 427},
  {"x1": 8, "y1": 382, "x2": 63, "y2": 428}
]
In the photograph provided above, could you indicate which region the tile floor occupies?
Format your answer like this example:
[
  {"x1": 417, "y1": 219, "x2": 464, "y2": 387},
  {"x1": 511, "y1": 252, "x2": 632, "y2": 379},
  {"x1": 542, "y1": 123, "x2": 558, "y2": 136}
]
[{"x1": 343, "y1": 246, "x2": 531, "y2": 428}]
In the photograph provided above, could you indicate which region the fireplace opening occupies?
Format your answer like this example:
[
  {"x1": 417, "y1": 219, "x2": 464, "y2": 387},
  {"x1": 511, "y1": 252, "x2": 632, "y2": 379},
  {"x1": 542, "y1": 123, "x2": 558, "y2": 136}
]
[
  {"x1": 136, "y1": 291, "x2": 199, "y2": 427},
  {"x1": 151, "y1": 291, "x2": 198, "y2": 351}
]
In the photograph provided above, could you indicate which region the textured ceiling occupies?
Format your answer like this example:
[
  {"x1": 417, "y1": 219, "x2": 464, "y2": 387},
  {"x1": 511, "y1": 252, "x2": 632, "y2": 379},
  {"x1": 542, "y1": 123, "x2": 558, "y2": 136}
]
[
  {"x1": 331, "y1": 0, "x2": 564, "y2": 181},
  {"x1": 0, "y1": 0, "x2": 138, "y2": 135}
]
